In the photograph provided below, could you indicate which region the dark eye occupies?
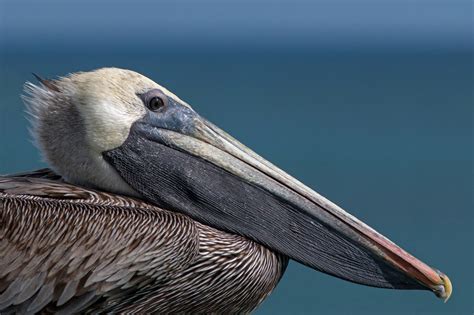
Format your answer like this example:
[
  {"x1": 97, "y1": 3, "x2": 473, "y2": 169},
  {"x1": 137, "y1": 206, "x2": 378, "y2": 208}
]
[{"x1": 147, "y1": 96, "x2": 165, "y2": 111}]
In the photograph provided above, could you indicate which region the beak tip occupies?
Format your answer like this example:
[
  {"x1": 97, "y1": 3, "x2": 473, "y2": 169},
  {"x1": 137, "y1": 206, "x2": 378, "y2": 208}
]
[{"x1": 434, "y1": 271, "x2": 452, "y2": 302}]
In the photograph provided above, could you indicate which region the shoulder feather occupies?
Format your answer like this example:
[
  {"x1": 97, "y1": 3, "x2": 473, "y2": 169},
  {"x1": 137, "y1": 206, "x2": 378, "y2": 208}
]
[{"x1": 0, "y1": 173, "x2": 199, "y2": 313}]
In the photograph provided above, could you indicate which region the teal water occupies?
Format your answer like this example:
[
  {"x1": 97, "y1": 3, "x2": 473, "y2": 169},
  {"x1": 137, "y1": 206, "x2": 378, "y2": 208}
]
[{"x1": 0, "y1": 51, "x2": 472, "y2": 314}]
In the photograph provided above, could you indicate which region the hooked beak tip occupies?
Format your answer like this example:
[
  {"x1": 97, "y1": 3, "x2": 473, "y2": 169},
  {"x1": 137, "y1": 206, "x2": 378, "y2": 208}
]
[{"x1": 435, "y1": 272, "x2": 452, "y2": 302}]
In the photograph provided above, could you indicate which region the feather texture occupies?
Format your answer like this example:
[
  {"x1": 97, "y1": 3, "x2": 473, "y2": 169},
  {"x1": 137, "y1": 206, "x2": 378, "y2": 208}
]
[{"x1": 0, "y1": 171, "x2": 288, "y2": 313}]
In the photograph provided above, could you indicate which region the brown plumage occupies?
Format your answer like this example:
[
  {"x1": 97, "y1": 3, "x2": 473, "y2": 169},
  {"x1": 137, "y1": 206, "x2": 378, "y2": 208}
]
[{"x1": 0, "y1": 169, "x2": 288, "y2": 314}]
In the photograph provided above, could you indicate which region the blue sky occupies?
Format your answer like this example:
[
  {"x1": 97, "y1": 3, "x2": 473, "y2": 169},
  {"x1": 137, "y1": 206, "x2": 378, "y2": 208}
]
[{"x1": 0, "y1": 0, "x2": 471, "y2": 52}]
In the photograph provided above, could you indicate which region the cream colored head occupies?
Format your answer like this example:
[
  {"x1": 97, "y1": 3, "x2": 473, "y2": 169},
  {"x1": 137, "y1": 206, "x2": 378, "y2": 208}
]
[{"x1": 23, "y1": 67, "x2": 189, "y2": 195}]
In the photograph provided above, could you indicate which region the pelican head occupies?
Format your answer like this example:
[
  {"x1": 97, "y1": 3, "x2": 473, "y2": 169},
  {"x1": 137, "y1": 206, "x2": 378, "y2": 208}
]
[
  {"x1": 24, "y1": 68, "x2": 451, "y2": 301},
  {"x1": 25, "y1": 68, "x2": 184, "y2": 195}
]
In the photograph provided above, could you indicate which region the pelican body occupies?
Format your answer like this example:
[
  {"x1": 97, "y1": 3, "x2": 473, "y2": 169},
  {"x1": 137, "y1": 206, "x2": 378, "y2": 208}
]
[
  {"x1": 0, "y1": 68, "x2": 451, "y2": 313},
  {"x1": 1, "y1": 170, "x2": 287, "y2": 313}
]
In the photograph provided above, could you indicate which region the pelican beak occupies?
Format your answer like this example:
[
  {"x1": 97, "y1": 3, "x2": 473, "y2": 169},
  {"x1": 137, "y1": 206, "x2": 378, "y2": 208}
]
[{"x1": 104, "y1": 101, "x2": 451, "y2": 301}]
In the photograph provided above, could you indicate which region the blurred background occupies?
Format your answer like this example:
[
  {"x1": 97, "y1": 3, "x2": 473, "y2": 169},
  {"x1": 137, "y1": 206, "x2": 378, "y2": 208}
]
[{"x1": 0, "y1": 0, "x2": 472, "y2": 313}]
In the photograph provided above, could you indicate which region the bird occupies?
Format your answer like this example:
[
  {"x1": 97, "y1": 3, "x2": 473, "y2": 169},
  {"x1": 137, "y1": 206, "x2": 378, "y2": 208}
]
[{"x1": 0, "y1": 68, "x2": 452, "y2": 313}]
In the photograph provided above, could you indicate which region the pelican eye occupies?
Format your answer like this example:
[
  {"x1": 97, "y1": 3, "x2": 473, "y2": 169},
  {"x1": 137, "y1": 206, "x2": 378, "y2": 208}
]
[{"x1": 147, "y1": 96, "x2": 165, "y2": 112}]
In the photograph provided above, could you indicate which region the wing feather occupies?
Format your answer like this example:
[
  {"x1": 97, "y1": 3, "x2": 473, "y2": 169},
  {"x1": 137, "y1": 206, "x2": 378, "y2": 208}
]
[{"x1": 0, "y1": 171, "x2": 199, "y2": 313}]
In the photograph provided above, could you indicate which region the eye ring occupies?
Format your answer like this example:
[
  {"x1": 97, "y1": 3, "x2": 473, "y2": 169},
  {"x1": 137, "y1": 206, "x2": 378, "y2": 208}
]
[{"x1": 147, "y1": 96, "x2": 165, "y2": 112}]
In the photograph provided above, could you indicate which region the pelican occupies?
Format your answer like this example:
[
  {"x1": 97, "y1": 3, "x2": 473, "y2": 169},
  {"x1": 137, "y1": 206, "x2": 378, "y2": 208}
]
[{"x1": 0, "y1": 68, "x2": 451, "y2": 313}]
